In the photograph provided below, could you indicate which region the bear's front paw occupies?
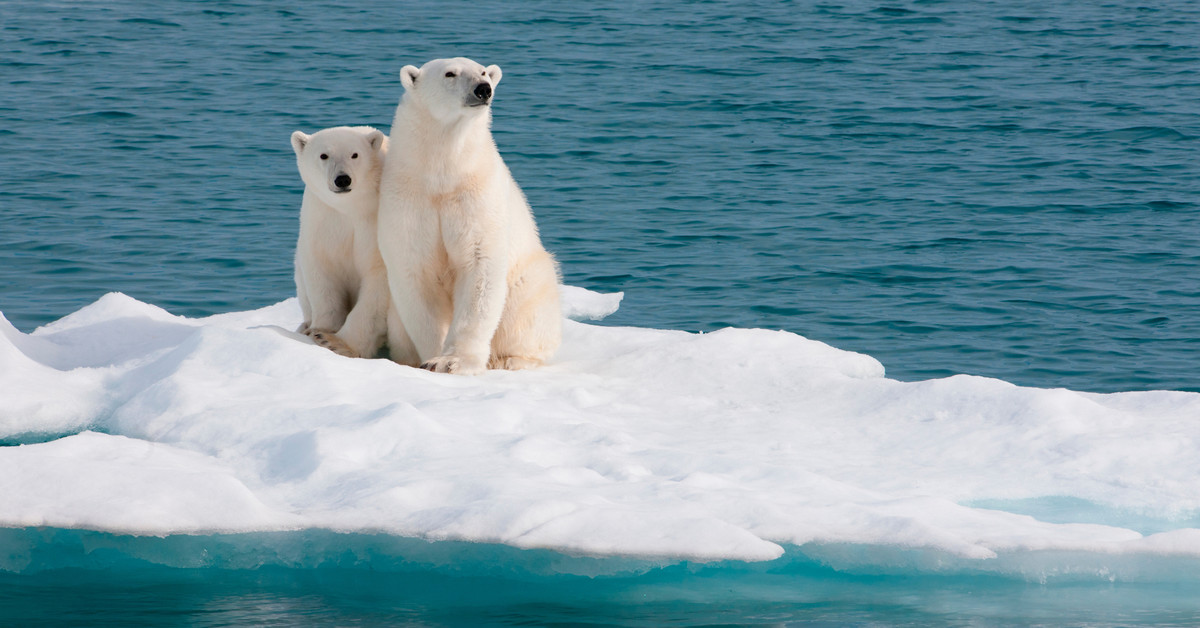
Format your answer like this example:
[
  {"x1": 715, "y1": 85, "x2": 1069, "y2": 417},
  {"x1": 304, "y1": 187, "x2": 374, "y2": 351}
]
[
  {"x1": 307, "y1": 328, "x2": 358, "y2": 358},
  {"x1": 488, "y1": 356, "x2": 543, "y2": 371},
  {"x1": 419, "y1": 355, "x2": 486, "y2": 375}
]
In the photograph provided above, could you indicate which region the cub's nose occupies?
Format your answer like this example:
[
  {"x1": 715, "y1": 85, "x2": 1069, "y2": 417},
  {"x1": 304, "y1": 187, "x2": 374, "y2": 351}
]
[
  {"x1": 334, "y1": 174, "x2": 352, "y2": 189},
  {"x1": 473, "y1": 83, "x2": 492, "y2": 101}
]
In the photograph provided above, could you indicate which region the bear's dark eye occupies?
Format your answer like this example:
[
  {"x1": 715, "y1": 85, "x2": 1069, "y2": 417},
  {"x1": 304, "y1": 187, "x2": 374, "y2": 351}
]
[
  {"x1": 319, "y1": 154, "x2": 328, "y2": 160},
  {"x1": 351, "y1": 153, "x2": 358, "y2": 159},
  {"x1": 445, "y1": 71, "x2": 456, "y2": 78}
]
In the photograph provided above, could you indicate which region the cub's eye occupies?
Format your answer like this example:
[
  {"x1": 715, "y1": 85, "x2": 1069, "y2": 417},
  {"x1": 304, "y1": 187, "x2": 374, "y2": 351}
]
[
  {"x1": 319, "y1": 154, "x2": 328, "y2": 160},
  {"x1": 444, "y1": 71, "x2": 456, "y2": 78},
  {"x1": 351, "y1": 153, "x2": 358, "y2": 159}
]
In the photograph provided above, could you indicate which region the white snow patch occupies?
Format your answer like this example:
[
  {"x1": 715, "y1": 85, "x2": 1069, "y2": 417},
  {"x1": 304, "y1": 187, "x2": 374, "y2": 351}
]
[{"x1": 2, "y1": 287, "x2": 1200, "y2": 573}]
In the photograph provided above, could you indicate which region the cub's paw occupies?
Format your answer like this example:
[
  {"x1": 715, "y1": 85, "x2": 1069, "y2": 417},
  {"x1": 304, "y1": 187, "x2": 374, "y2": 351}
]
[
  {"x1": 489, "y1": 356, "x2": 543, "y2": 371},
  {"x1": 296, "y1": 322, "x2": 311, "y2": 335},
  {"x1": 419, "y1": 355, "x2": 486, "y2": 375},
  {"x1": 307, "y1": 328, "x2": 358, "y2": 358}
]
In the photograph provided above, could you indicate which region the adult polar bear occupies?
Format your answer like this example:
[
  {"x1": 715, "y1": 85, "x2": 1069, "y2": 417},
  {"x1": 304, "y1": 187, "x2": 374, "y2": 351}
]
[
  {"x1": 291, "y1": 125, "x2": 418, "y2": 365},
  {"x1": 378, "y1": 57, "x2": 561, "y2": 375}
]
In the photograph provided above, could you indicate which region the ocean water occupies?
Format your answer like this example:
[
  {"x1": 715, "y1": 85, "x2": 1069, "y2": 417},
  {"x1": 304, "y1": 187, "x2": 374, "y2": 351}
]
[
  {"x1": 4, "y1": 554, "x2": 1200, "y2": 628},
  {"x1": 3, "y1": 0, "x2": 1199, "y2": 394},
  {"x1": 2, "y1": 0, "x2": 1200, "y2": 625}
]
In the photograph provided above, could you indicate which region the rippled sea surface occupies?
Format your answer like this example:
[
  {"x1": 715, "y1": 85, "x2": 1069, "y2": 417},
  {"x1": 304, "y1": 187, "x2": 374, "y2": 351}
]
[
  {"x1": 2, "y1": 1, "x2": 1200, "y2": 624},
  {"x1": 3, "y1": 0, "x2": 1199, "y2": 392}
]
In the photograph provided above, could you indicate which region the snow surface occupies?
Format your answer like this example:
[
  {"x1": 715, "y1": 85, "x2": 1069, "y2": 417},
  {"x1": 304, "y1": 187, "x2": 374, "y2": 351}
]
[{"x1": 3, "y1": 285, "x2": 1200, "y2": 578}]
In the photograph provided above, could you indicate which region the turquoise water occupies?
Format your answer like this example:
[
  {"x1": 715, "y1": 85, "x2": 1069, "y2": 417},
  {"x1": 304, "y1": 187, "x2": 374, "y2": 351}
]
[
  {"x1": 4, "y1": 529, "x2": 1200, "y2": 626},
  {"x1": 4, "y1": 559, "x2": 1200, "y2": 627},
  {"x1": 3, "y1": 0, "x2": 1200, "y2": 624}
]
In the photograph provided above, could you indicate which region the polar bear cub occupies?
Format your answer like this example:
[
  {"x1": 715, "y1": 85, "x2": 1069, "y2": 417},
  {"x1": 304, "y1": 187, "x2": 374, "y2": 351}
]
[
  {"x1": 291, "y1": 125, "x2": 417, "y2": 365},
  {"x1": 378, "y1": 57, "x2": 561, "y2": 375}
]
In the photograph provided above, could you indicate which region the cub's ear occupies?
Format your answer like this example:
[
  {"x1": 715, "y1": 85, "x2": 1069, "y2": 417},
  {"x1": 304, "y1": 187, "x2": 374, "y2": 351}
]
[
  {"x1": 400, "y1": 65, "x2": 420, "y2": 89},
  {"x1": 290, "y1": 131, "x2": 310, "y2": 156},
  {"x1": 366, "y1": 129, "x2": 386, "y2": 152},
  {"x1": 485, "y1": 64, "x2": 502, "y2": 85}
]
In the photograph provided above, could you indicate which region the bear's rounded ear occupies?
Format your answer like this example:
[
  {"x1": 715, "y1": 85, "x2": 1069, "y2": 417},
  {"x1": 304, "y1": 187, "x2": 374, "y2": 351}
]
[
  {"x1": 366, "y1": 129, "x2": 386, "y2": 151},
  {"x1": 290, "y1": 131, "x2": 309, "y2": 156},
  {"x1": 486, "y1": 64, "x2": 502, "y2": 85},
  {"x1": 400, "y1": 65, "x2": 420, "y2": 89}
]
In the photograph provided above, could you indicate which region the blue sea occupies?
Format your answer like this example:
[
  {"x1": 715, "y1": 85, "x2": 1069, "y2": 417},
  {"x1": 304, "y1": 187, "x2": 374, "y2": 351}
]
[{"x1": 2, "y1": 0, "x2": 1199, "y2": 625}]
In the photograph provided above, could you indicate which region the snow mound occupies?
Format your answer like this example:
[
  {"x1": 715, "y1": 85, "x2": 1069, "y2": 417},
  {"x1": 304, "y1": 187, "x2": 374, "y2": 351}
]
[{"x1": 2, "y1": 287, "x2": 1200, "y2": 579}]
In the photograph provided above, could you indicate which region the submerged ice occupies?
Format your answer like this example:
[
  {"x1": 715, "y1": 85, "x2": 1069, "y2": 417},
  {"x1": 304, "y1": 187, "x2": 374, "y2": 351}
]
[{"x1": 2, "y1": 286, "x2": 1200, "y2": 579}]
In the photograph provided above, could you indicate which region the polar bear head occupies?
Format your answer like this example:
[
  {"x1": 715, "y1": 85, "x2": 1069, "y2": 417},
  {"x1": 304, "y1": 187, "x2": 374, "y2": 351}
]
[
  {"x1": 290, "y1": 126, "x2": 387, "y2": 208},
  {"x1": 399, "y1": 57, "x2": 503, "y2": 124}
]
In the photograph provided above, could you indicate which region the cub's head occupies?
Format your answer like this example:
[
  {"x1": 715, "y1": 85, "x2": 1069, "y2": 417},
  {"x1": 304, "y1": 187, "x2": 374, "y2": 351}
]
[
  {"x1": 399, "y1": 57, "x2": 503, "y2": 123},
  {"x1": 290, "y1": 126, "x2": 387, "y2": 207}
]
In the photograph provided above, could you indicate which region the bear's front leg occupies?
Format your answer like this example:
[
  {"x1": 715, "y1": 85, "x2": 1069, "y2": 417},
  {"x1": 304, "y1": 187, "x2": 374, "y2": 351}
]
[
  {"x1": 426, "y1": 244, "x2": 508, "y2": 376},
  {"x1": 297, "y1": 265, "x2": 354, "y2": 356},
  {"x1": 301, "y1": 263, "x2": 352, "y2": 335},
  {"x1": 330, "y1": 267, "x2": 391, "y2": 359},
  {"x1": 385, "y1": 263, "x2": 453, "y2": 365}
]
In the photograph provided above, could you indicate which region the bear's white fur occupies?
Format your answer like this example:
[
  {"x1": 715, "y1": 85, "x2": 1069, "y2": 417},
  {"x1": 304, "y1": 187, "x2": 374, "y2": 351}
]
[
  {"x1": 291, "y1": 125, "x2": 418, "y2": 364},
  {"x1": 378, "y1": 58, "x2": 561, "y2": 375}
]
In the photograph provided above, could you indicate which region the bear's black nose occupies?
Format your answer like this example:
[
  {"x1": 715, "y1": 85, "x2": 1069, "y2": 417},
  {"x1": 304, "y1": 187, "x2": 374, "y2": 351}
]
[
  {"x1": 334, "y1": 174, "x2": 352, "y2": 189},
  {"x1": 473, "y1": 83, "x2": 492, "y2": 101}
]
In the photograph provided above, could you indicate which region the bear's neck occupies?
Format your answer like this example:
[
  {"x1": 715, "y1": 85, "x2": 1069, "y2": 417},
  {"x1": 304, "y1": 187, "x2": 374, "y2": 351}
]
[
  {"x1": 309, "y1": 186, "x2": 379, "y2": 222},
  {"x1": 392, "y1": 100, "x2": 495, "y2": 169}
]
